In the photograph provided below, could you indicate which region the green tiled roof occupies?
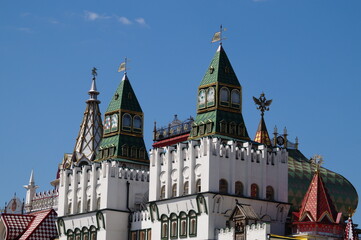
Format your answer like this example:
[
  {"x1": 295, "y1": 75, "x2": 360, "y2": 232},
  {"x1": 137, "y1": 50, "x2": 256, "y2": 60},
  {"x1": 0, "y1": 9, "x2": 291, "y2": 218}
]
[
  {"x1": 288, "y1": 149, "x2": 358, "y2": 215},
  {"x1": 106, "y1": 74, "x2": 142, "y2": 113},
  {"x1": 200, "y1": 45, "x2": 240, "y2": 87}
]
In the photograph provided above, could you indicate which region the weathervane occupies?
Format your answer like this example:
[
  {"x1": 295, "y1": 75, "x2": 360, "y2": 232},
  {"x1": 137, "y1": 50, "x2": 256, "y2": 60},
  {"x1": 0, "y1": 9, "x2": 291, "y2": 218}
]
[
  {"x1": 310, "y1": 154, "x2": 324, "y2": 172},
  {"x1": 92, "y1": 67, "x2": 97, "y2": 80},
  {"x1": 253, "y1": 92, "x2": 272, "y2": 117},
  {"x1": 211, "y1": 25, "x2": 227, "y2": 44},
  {"x1": 118, "y1": 57, "x2": 129, "y2": 74}
]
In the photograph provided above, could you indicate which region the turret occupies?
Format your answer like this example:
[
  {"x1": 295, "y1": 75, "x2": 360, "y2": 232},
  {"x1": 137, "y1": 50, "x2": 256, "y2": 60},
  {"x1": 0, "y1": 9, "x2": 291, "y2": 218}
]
[{"x1": 23, "y1": 170, "x2": 39, "y2": 212}]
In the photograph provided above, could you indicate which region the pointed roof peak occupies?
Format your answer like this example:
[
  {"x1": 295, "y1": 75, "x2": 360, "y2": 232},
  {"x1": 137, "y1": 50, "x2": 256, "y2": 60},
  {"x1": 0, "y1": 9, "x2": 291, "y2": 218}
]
[
  {"x1": 254, "y1": 116, "x2": 271, "y2": 146},
  {"x1": 88, "y1": 67, "x2": 100, "y2": 103},
  {"x1": 298, "y1": 169, "x2": 341, "y2": 223},
  {"x1": 122, "y1": 72, "x2": 129, "y2": 81},
  {"x1": 29, "y1": 170, "x2": 34, "y2": 185}
]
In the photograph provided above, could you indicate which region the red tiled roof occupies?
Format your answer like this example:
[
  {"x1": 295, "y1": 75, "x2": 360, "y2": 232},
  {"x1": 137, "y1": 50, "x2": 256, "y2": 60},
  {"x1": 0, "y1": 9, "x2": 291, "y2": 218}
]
[
  {"x1": 152, "y1": 133, "x2": 189, "y2": 148},
  {"x1": 2, "y1": 214, "x2": 34, "y2": 239}
]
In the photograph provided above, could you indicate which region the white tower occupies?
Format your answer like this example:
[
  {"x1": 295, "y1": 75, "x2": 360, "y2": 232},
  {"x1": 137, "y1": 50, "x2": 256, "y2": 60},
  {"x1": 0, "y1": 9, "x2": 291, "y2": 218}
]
[{"x1": 23, "y1": 170, "x2": 39, "y2": 212}]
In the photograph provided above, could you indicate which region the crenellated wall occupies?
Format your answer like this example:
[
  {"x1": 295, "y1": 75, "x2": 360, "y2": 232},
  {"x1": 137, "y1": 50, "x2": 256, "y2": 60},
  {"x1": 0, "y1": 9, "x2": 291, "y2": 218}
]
[
  {"x1": 58, "y1": 161, "x2": 149, "y2": 217},
  {"x1": 149, "y1": 136, "x2": 288, "y2": 203}
]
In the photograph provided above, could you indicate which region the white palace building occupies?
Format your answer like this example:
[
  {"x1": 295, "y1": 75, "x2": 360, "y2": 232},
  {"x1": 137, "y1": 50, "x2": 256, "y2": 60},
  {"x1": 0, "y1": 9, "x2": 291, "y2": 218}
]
[{"x1": 0, "y1": 41, "x2": 358, "y2": 240}]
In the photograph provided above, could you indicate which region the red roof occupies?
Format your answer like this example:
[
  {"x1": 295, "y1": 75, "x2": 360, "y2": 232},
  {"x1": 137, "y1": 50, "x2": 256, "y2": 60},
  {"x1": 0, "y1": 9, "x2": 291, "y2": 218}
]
[
  {"x1": 1, "y1": 209, "x2": 57, "y2": 240},
  {"x1": 152, "y1": 133, "x2": 189, "y2": 148},
  {"x1": 297, "y1": 171, "x2": 341, "y2": 223}
]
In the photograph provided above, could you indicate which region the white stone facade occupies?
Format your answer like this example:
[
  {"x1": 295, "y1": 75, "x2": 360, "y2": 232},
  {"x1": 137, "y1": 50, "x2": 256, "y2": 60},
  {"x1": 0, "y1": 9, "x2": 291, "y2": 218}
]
[{"x1": 57, "y1": 161, "x2": 149, "y2": 240}]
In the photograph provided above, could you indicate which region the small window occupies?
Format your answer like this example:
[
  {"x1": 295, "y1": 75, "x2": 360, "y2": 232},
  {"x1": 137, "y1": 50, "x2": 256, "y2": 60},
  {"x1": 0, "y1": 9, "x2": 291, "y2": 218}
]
[
  {"x1": 139, "y1": 230, "x2": 146, "y2": 240},
  {"x1": 139, "y1": 148, "x2": 146, "y2": 159},
  {"x1": 199, "y1": 124, "x2": 205, "y2": 135},
  {"x1": 235, "y1": 181, "x2": 243, "y2": 196},
  {"x1": 122, "y1": 145, "x2": 129, "y2": 157},
  {"x1": 170, "y1": 214, "x2": 178, "y2": 238},
  {"x1": 220, "y1": 87, "x2": 230, "y2": 106},
  {"x1": 160, "y1": 185, "x2": 166, "y2": 200},
  {"x1": 103, "y1": 148, "x2": 109, "y2": 158},
  {"x1": 231, "y1": 89, "x2": 241, "y2": 108},
  {"x1": 111, "y1": 113, "x2": 118, "y2": 132},
  {"x1": 183, "y1": 181, "x2": 189, "y2": 195},
  {"x1": 198, "y1": 89, "x2": 206, "y2": 109},
  {"x1": 90, "y1": 227, "x2": 97, "y2": 240},
  {"x1": 77, "y1": 201, "x2": 81, "y2": 213},
  {"x1": 67, "y1": 202, "x2": 72, "y2": 215},
  {"x1": 122, "y1": 113, "x2": 132, "y2": 131},
  {"x1": 229, "y1": 122, "x2": 236, "y2": 135},
  {"x1": 86, "y1": 199, "x2": 91, "y2": 212},
  {"x1": 104, "y1": 115, "x2": 111, "y2": 133},
  {"x1": 161, "y1": 215, "x2": 169, "y2": 240},
  {"x1": 207, "y1": 87, "x2": 215, "y2": 107},
  {"x1": 109, "y1": 147, "x2": 115, "y2": 156},
  {"x1": 172, "y1": 184, "x2": 177, "y2": 198},
  {"x1": 189, "y1": 211, "x2": 197, "y2": 237},
  {"x1": 179, "y1": 212, "x2": 187, "y2": 237},
  {"x1": 96, "y1": 197, "x2": 101, "y2": 210},
  {"x1": 238, "y1": 123, "x2": 245, "y2": 136},
  {"x1": 206, "y1": 121, "x2": 213, "y2": 133},
  {"x1": 266, "y1": 186, "x2": 275, "y2": 201},
  {"x1": 220, "y1": 121, "x2": 227, "y2": 133},
  {"x1": 133, "y1": 115, "x2": 142, "y2": 133},
  {"x1": 130, "y1": 232, "x2": 137, "y2": 240},
  {"x1": 196, "y1": 179, "x2": 201, "y2": 193},
  {"x1": 219, "y1": 179, "x2": 228, "y2": 194},
  {"x1": 83, "y1": 228, "x2": 89, "y2": 240},
  {"x1": 131, "y1": 146, "x2": 137, "y2": 158},
  {"x1": 251, "y1": 184, "x2": 259, "y2": 198},
  {"x1": 192, "y1": 126, "x2": 198, "y2": 136}
]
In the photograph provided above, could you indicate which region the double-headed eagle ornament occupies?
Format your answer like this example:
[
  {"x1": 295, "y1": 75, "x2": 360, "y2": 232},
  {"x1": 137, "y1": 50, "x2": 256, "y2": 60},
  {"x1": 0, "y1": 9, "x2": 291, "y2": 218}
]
[{"x1": 253, "y1": 93, "x2": 272, "y2": 116}]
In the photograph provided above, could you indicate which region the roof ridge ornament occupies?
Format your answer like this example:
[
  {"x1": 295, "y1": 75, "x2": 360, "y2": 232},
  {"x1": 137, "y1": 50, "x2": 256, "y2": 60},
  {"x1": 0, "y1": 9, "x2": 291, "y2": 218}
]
[
  {"x1": 211, "y1": 25, "x2": 227, "y2": 45},
  {"x1": 253, "y1": 92, "x2": 272, "y2": 117},
  {"x1": 310, "y1": 154, "x2": 324, "y2": 172}
]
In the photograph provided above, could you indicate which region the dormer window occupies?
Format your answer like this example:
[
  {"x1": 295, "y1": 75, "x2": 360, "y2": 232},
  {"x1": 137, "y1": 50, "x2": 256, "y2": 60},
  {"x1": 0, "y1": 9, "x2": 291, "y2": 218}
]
[
  {"x1": 220, "y1": 87, "x2": 230, "y2": 106},
  {"x1": 122, "y1": 113, "x2": 132, "y2": 131},
  {"x1": 133, "y1": 115, "x2": 142, "y2": 133},
  {"x1": 231, "y1": 89, "x2": 241, "y2": 108}
]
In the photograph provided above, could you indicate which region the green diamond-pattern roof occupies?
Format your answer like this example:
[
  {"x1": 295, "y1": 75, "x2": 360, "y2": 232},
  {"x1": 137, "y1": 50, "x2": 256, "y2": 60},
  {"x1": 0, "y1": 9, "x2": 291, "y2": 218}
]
[
  {"x1": 106, "y1": 74, "x2": 142, "y2": 113},
  {"x1": 288, "y1": 149, "x2": 358, "y2": 215},
  {"x1": 200, "y1": 45, "x2": 240, "y2": 87}
]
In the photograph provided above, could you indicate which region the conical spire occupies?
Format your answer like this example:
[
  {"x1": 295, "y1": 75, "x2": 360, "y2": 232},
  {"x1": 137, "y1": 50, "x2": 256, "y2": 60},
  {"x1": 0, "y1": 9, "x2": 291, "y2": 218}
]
[
  {"x1": 254, "y1": 116, "x2": 271, "y2": 146},
  {"x1": 190, "y1": 45, "x2": 249, "y2": 140},
  {"x1": 96, "y1": 72, "x2": 149, "y2": 166},
  {"x1": 29, "y1": 170, "x2": 35, "y2": 185},
  {"x1": 253, "y1": 93, "x2": 272, "y2": 146},
  {"x1": 298, "y1": 160, "x2": 341, "y2": 223},
  {"x1": 71, "y1": 68, "x2": 103, "y2": 165},
  {"x1": 345, "y1": 216, "x2": 358, "y2": 240}
]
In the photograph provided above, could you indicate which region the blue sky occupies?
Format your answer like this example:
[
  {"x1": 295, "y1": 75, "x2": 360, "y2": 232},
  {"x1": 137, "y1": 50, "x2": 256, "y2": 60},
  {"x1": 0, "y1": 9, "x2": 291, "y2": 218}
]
[{"x1": 1, "y1": 0, "x2": 361, "y2": 223}]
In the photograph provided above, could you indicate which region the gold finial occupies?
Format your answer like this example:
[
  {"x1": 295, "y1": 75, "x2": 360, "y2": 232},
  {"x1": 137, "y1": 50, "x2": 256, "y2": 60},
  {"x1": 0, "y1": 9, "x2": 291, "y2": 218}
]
[
  {"x1": 347, "y1": 207, "x2": 356, "y2": 217},
  {"x1": 211, "y1": 25, "x2": 227, "y2": 44},
  {"x1": 310, "y1": 154, "x2": 324, "y2": 172},
  {"x1": 92, "y1": 67, "x2": 97, "y2": 80},
  {"x1": 253, "y1": 92, "x2": 273, "y2": 117}
]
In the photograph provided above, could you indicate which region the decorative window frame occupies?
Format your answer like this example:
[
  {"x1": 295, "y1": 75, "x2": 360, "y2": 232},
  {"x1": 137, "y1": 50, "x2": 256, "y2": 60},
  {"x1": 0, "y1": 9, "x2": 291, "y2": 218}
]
[
  {"x1": 196, "y1": 179, "x2": 201, "y2": 193},
  {"x1": 206, "y1": 87, "x2": 215, "y2": 107},
  {"x1": 179, "y1": 212, "x2": 188, "y2": 238},
  {"x1": 161, "y1": 214, "x2": 169, "y2": 240},
  {"x1": 170, "y1": 213, "x2": 178, "y2": 239},
  {"x1": 89, "y1": 225, "x2": 97, "y2": 240},
  {"x1": 82, "y1": 227, "x2": 89, "y2": 240},
  {"x1": 160, "y1": 185, "x2": 166, "y2": 200},
  {"x1": 111, "y1": 113, "x2": 119, "y2": 132},
  {"x1": 122, "y1": 113, "x2": 132, "y2": 131},
  {"x1": 133, "y1": 115, "x2": 143, "y2": 133},
  {"x1": 183, "y1": 181, "x2": 189, "y2": 196},
  {"x1": 172, "y1": 183, "x2": 177, "y2": 198},
  {"x1": 67, "y1": 230, "x2": 74, "y2": 240},
  {"x1": 188, "y1": 210, "x2": 197, "y2": 237},
  {"x1": 198, "y1": 89, "x2": 206, "y2": 109},
  {"x1": 220, "y1": 120, "x2": 227, "y2": 133},
  {"x1": 220, "y1": 87, "x2": 230, "y2": 106},
  {"x1": 231, "y1": 89, "x2": 241, "y2": 108},
  {"x1": 251, "y1": 183, "x2": 259, "y2": 198}
]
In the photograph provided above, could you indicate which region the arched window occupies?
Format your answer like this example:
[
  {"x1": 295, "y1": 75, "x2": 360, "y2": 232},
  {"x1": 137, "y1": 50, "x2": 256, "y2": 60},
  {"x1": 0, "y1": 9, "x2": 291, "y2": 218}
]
[
  {"x1": 131, "y1": 146, "x2": 137, "y2": 158},
  {"x1": 90, "y1": 226, "x2": 97, "y2": 240},
  {"x1": 86, "y1": 199, "x2": 91, "y2": 212},
  {"x1": 238, "y1": 123, "x2": 245, "y2": 136},
  {"x1": 139, "y1": 148, "x2": 146, "y2": 159},
  {"x1": 183, "y1": 181, "x2": 189, "y2": 195},
  {"x1": 198, "y1": 89, "x2": 206, "y2": 109},
  {"x1": 189, "y1": 211, "x2": 197, "y2": 237},
  {"x1": 219, "y1": 179, "x2": 228, "y2": 194},
  {"x1": 160, "y1": 185, "x2": 166, "y2": 199},
  {"x1": 122, "y1": 113, "x2": 132, "y2": 131},
  {"x1": 77, "y1": 201, "x2": 81, "y2": 213},
  {"x1": 133, "y1": 115, "x2": 142, "y2": 133},
  {"x1": 251, "y1": 184, "x2": 259, "y2": 198},
  {"x1": 67, "y1": 230, "x2": 74, "y2": 240},
  {"x1": 161, "y1": 215, "x2": 169, "y2": 239},
  {"x1": 172, "y1": 184, "x2": 177, "y2": 197},
  {"x1": 111, "y1": 113, "x2": 118, "y2": 132},
  {"x1": 220, "y1": 120, "x2": 227, "y2": 133},
  {"x1": 75, "y1": 228, "x2": 81, "y2": 240},
  {"x1": 179, "y1": 212, "x2": 187, "y2": 237},
  {"x1": 266, "y1": 186, "x2": 275, "y2": 201},
  {"x1": 220, "y1": 87, "x2": 230, "y2": 106},
  {"x1": 96, "y1": 197, "x2": 101, "y2": 210},
  {"x1": 207, "y1": 87, "x2": 215, "y2": 107},
  {"x1": 229, "y1": 122, "x2": 236, "y2": 135},
  {"x1": 67, "y1": 202, "x2": 72, "y2": 215},
  {"x1": 82, "y1": 227, "x2": 89, "y2": 240},
  {"x1": 231, "y1": 89, "x2": 241, "y2": 108},
  {"x1": 122, "y1": 144, "x2": 129, "y2": 157},
  {"x1": 104, "y1": 115, "x2": 111, "y2": 133},
  {"x1": 235, "y1": 181, "x2": 243, "y2": 196},
  {"x1": 170, "y1": 213, "x2": 178, "y2": 238},
  {"x1": 196, "y1": 179, "x2": 201, "y2": 193}
]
